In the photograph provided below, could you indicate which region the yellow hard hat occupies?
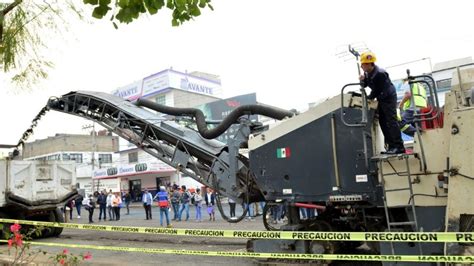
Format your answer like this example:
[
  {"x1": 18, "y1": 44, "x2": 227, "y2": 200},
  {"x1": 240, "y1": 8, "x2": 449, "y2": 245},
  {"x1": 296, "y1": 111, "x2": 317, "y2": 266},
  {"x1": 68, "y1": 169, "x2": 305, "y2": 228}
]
[{"x1": 360, "y1": 52, "x2": 377, "y2": 64}]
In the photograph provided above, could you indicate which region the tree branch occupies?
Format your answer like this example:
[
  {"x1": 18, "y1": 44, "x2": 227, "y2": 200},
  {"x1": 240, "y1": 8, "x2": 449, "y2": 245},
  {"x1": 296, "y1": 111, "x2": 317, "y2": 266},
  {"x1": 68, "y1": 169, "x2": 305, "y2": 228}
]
[
  {"x1": 1, "y1": 0, "x2": 23, "y2": 16},
  {"x1": 1, "y1": 0, "x2": 23, "y2": 43}
]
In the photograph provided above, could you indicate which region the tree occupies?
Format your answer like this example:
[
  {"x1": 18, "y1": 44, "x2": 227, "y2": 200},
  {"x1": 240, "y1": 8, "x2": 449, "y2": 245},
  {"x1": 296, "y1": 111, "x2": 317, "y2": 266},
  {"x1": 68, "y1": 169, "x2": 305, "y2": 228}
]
[
  {"x1": 0, "y1": 0, "x2": 213, "y2": 89},
  {"x1": 0, "y1": 0, "x2": 84, "y2": 89},
  {"x1": 83, "y1": 0, "x2": 214, "y2": 28}
]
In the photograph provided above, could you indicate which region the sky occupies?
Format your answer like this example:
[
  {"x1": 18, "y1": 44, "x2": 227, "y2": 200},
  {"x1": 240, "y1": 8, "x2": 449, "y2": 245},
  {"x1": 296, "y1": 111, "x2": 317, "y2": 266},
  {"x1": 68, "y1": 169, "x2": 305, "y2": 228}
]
[{"x1": 1, "y1": 0, "x2": 474, "y2": 148}]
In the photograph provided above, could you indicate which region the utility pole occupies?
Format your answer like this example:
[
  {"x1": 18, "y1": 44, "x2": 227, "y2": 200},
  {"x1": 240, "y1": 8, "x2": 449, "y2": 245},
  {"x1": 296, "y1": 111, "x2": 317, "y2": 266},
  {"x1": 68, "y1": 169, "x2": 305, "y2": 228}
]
[{"x1": 82, "y1": 123, "x2": 98, "y2": 192}]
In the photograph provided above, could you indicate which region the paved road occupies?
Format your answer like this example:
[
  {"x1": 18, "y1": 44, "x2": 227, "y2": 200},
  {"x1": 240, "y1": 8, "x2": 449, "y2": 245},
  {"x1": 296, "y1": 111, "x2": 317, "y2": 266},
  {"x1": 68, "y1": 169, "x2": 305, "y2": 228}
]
[{"x1": 1, "y1": 204, "x2": 269, "y2": 265}]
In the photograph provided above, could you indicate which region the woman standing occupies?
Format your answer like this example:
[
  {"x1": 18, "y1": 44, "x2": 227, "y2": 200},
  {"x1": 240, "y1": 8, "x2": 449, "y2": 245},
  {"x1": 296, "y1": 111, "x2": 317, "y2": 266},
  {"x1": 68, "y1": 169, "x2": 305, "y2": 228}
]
[
  {"x1": 112, "y1": 192, "x2": 122, "y2": 221},
  {"x1": 204, "y1": 188, "x2": 215, "y2": 221},
  {"x1": 194, "y1": 188, "x2": 203, "y2": 222}
]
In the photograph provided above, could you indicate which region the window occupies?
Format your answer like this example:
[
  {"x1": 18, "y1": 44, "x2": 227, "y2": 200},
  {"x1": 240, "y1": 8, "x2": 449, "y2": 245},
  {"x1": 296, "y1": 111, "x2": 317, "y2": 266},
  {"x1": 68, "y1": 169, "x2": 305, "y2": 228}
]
[
  {"x1": 436, "y1": 78, "x2": 452, "y2": 92},
  {"x1": 47, "y1": 154, "x2": 60, "y2": 161},
  {"x1": 128, "y1": 152, "x2": 138, "y2": 163},
  {"x1": 69, "y1": 153, "x2": 83, "y2": 163},
  {"x1": 99, "y1": 154, "x2": 112, "y2": 164},
  {"x1": 155, "y1": 94, "x2": 166, "y2": 105}
]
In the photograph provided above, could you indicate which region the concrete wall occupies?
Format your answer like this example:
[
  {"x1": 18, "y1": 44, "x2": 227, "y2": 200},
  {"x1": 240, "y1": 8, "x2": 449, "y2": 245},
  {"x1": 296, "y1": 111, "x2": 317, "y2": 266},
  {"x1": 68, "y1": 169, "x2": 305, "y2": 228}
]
[
  {"x1": 172, "y1": 89, "x2": 220, "y2": 108},
  {"x1": 23, "y1": 134, "x2": 119, "y2": 158}
]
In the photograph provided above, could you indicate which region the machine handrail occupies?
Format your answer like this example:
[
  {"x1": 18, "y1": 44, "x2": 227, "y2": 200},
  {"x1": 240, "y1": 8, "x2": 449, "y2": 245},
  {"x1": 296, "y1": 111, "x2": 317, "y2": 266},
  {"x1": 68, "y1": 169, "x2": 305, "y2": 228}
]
[
  {"x1": 406, "y1": 74, "x2": 441, "y2": 123},
  {"x1": 340, "y1": 83, "x2": 369, "y2": 127}
]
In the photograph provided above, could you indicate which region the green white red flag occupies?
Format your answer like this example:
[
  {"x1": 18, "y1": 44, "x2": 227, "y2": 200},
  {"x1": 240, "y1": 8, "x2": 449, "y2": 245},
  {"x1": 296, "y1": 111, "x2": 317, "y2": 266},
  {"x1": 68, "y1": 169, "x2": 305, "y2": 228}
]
[{"x1": 277, "y1": 147, "x2": 291, "y2": 158}]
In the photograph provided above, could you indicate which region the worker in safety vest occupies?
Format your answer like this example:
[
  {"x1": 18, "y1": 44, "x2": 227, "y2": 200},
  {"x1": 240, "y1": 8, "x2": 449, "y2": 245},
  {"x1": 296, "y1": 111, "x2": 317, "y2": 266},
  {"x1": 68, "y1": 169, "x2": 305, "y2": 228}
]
[
  {"x1": 359, "y1": 52, "x2": 405, "y2": 154},
  {"x1": 397, "y1": 82, "x2": 427, "y2": 137}
]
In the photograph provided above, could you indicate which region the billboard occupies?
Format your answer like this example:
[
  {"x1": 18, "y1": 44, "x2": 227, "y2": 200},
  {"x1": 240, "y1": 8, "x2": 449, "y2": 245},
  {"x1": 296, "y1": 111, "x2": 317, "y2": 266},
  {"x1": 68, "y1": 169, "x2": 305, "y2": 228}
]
[
  {"x1": 112, "y1": 69, "x2": 223, "y2": 101},
  {"x1": 141, "y1": 70, "x2": 170, "y2": 97},
  {"x1": 111, "y1": 80, "x2": 142, "y2": 101},
  {"x1": 93, "y1": 161, "x2": 175, "y2": 179}
]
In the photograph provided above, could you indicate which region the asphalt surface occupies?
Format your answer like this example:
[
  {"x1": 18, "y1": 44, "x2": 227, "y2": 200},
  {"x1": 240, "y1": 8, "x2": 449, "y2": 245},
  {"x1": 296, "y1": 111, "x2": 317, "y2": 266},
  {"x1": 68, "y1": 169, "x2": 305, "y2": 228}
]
[{"x1": 0, "y1": 204, "x2": 269, "y2": 265}]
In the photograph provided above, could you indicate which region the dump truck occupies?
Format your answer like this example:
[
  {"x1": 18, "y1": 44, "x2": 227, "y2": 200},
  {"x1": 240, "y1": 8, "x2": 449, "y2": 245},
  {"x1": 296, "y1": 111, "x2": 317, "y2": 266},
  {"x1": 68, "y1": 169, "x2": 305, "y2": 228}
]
[{"x1": 0, "y1": 158, "x2": 77, "y2": 237}]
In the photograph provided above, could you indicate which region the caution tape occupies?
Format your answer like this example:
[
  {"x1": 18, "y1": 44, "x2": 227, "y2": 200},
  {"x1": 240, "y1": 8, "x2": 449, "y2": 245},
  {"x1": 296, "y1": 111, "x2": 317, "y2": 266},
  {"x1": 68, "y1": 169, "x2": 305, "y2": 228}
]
[
  {"x1": 0, "y1": 240, "x2": 472, "y2": 263},
  {"x1": 0, "y1": 218, "x2": 473, "y2": 243}
]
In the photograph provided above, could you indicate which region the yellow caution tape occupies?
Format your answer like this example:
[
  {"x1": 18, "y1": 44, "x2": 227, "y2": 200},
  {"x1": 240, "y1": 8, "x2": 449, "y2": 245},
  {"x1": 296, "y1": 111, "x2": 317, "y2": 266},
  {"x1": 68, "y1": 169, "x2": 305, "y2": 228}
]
[
  {"x1": 0, "y1": 240, "x2": 472, "y2": 263},
  {"x1": 0, "y1": 218, "x2": 472, "y2": 243}
]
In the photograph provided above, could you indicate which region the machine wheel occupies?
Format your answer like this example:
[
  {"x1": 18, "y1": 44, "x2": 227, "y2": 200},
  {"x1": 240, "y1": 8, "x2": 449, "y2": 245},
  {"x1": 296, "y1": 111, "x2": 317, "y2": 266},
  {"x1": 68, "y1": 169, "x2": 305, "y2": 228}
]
[
  {"x1": 50, "y1": 208, "x2": 64, "y2": 237},
  {"x1": 0, "y1": 212, "x2": 11, "y2": 242},
  {"x1": 262, "y1": 202, "x2": 287, "y2": 231},
  {"x1": 37, "y1": 211, "x2": 56, "y2": 238},
  {"x1": 309, "y1": 220, "x2": 339, "y2": 254},
  {"x1": 364, "y1": 223, "x2": 382, "y2": 254}
]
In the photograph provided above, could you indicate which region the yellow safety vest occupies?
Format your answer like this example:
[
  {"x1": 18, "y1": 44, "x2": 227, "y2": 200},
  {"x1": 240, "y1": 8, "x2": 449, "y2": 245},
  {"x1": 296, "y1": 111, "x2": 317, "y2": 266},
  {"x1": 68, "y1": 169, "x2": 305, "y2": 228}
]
[{"x1": 402, "y1": 83, "x2": 427, "y2": 110}]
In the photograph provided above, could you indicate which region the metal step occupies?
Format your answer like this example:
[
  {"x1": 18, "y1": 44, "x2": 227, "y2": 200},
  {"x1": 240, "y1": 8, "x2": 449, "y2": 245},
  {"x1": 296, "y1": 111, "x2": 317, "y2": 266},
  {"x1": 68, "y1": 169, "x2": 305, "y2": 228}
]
[
  {"x1": 381, "y1": 171, "x2": 409, "y2": 176},
  {"x1": 385, "y1": 187, "x2": 410, "y2": 192},
  {"x1": 389, "y1": 221, "x2": 417, "y2": 226},
  {"x1": 371, "y1": 153, "x2": 409, "y2": 161},
  {"x1": 392, "y1": 204, "x2": 415, "y2": 208}
]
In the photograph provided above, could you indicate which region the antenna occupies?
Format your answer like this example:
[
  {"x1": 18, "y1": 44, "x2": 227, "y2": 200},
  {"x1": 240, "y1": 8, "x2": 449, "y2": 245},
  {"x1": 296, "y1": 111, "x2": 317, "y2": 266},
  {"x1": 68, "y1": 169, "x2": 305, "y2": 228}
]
[{"x1": 335, "y1": 42, "x2": 370, "y2": 76}]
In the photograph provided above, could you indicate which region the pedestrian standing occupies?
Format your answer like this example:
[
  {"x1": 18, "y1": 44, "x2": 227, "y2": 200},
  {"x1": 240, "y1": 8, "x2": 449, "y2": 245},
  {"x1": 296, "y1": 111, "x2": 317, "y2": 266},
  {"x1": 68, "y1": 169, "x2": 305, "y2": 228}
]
[
  {"x1": 244, "y1": 203, "x2": 254, "y2": 221},
  {"x1": 97, "y1": 190, "x2": 107, "y2": 221},
  {"x1": 194, "y1": 188, "x2": 203, "y2": 222},
  {"x1": 254, "y1": 202, "x2": 260, "y2": 216},
  {"x1": 124, "y1": 192, "x2": 131, "y2": 215},
  {"x1": 271, "y1": 205, "x2": 282, "y2": 224},
  {"x1": 178, "y1": 185, "x2": 191, "y2": 221},
  {"x1": 75, "y1": 194, "x2": 83, "y2": 219},
  {"x1": 83, "y1": 194, "x2": 95, "y2": 223},
  {"x1": 106, "y1": 190, "x2": 116, "y2": 221},
  {"x1": 172, "y1": 182, "x2": 179, "y2": 190},
  {"x1": 156, "y1": 186, "x2": 171, "y2": 227},
  {"x1": 228, "y1": 197, "x2": 236, "y2": 218},
  {"x1": 65, "y1": 199, "x2": 74, "y2": 221},
  {"x1": 112, "y1": 192, "x2": 122, "y2": 221},
  {"x1": 300, "y1": 208, "x2": 307, "y2": 220},
  {"x1": 142, "y1": 189, "x2": 153, "y2": 220},
  {"x1": 259, "y1": 202, "x2": 265, "y2": 216},
  {"x1": 170, "y1": 188, "x2": 180, "y2": 221},
  {"x1": 205, "y1": 188, "x2": 216, "y2": 221}
]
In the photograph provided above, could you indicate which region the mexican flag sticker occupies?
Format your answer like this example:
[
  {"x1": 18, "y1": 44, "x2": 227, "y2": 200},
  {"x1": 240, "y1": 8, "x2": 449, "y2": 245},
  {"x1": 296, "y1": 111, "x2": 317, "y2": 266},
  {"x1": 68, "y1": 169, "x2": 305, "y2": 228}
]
[{"x1": 277, "y1": 147, "x2": 291, "y2": 158}]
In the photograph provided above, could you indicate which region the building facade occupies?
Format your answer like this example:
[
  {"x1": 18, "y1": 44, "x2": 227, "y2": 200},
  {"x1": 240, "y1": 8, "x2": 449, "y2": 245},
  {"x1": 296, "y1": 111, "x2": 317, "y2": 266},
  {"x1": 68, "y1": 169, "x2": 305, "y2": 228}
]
[
  {"x1": 22, "y1": 132, "x2": 119, "y2": 196},
  {"x1": 431, "y1": 57, "x2": 474, "y2": 106},
  {"x1": 95, "y1": 69, "x2": 224, "y2": 198}
]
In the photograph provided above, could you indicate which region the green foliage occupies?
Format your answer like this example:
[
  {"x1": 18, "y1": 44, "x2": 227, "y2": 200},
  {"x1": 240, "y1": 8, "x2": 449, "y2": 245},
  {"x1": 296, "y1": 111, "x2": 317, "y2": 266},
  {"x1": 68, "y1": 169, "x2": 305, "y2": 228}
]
[
  {"x1": 83, "y1": 0, "x2": 213, "y2": 27},
  {"x1": 0, "y1": 1, "x2": 84, "y2": 90}
]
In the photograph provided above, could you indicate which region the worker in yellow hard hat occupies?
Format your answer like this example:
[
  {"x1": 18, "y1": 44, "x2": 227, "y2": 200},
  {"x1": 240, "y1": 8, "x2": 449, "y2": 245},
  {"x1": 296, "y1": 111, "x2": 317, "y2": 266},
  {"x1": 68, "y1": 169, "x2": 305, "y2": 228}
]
[{"x1": 359, "y1": 52, "x2": 405, "y2": 154}]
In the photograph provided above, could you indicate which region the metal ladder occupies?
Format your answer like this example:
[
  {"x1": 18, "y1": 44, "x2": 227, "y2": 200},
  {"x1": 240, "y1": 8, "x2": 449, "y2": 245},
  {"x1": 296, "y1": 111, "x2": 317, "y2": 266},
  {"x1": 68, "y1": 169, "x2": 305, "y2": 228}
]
[{"x1": 374, "y1": 153, "x2": 422, "y2": 256}]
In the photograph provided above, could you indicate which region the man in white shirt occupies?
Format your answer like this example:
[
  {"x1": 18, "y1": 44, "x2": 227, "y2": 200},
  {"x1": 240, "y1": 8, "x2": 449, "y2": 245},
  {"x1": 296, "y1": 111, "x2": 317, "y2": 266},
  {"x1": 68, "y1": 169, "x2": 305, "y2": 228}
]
[{"x1": 106, "y1": 190, "x2": 116, "y2": 221}]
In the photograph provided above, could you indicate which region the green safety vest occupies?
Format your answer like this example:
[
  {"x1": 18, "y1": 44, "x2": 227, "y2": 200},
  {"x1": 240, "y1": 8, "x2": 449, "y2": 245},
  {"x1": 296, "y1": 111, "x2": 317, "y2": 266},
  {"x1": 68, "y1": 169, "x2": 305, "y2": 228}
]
[{"x1": 402, "y1": 83, "x2": 427, "y2": 110}]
